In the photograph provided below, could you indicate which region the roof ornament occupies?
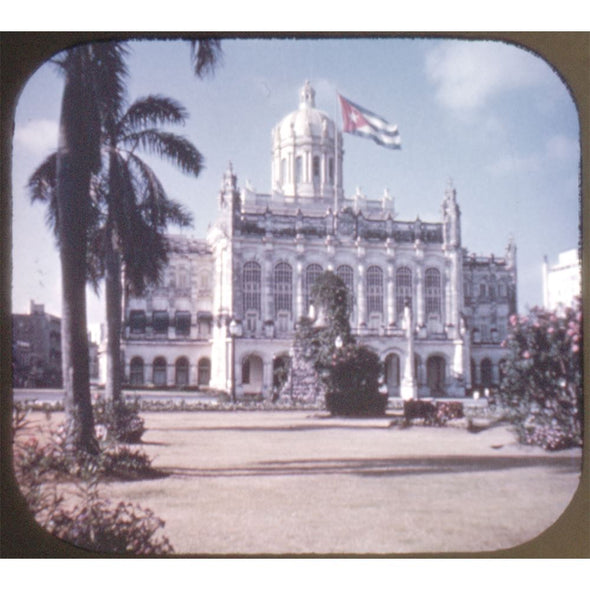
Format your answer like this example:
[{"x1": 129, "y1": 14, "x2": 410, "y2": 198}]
[{"x1": 299, "y1": 80, "x2": 316, "y2": 109}]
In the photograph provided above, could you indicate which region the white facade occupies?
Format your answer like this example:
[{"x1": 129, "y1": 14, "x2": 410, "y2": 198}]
[
  {"x1": 542, "y1": 249, "x2": 581, "y2": 310},
  {"x1": 121, "y1": 82, "x2": 517, "y2": 400}
]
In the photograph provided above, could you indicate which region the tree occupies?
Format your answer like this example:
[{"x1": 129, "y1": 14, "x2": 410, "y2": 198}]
[
  {"x1": 27, "y1": 39, "x2": 223, "y2": 453},
  {"x1": 288, "y1": 271, "x2": 385, "y2": 415},
  {"x1": 99, "y1": 94, "x2": 199, "y2": 403},
  {"x1": 497, "y1": 298, "x2": 582, "y2": 450},
  {"x1": 53, "y1": 42, "x2": 127, "y2": 455}
]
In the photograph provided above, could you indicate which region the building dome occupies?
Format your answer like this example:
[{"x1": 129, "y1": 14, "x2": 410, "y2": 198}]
[
  {"x1": 275, "y1": 81, "x2": 336, "y2": 141},
  {"x1": 271, "y1": 81, "x2": 343, "y2": 204}
]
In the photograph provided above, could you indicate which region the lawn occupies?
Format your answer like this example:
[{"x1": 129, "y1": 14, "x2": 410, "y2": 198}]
[{"x1": 16, "y1": 410, "x2": 582, "y2": 556}]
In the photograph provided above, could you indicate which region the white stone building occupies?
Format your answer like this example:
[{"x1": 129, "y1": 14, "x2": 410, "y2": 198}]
[
  {"x1": 121, "y1": 82, "x2": 517, "y2": 400},
  {"x1": 542, "y1": 249, "x2": 581, "y2": 311}
]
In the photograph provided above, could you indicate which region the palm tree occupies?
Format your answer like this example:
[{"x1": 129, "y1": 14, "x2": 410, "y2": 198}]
[
  {"x1": 99, "y1": 94, "x2": 200, "y2": 403},
  {"x1": 27, "y1": 38, "x2": 222, "y2": 453},
  {"x1": 29, "y1": 94, "x2": 201, "y2": 401},
  {"x1": 52, "y1": 42, "x2": 127, "y2": 454}
]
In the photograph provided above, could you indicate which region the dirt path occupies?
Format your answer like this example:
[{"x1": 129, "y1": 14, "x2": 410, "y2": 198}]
[{"x1": 96, "y1": 411, "x2": 582, "y2": 555}]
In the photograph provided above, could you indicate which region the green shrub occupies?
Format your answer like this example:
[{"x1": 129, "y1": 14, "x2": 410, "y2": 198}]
[
  {"x1": 403, "y1": 400, "x2": 437, "y2": 425},
  {"x1": 93, "y1": 396, "x2": 145, "y2": 443},
  {"x1": 324, "y1": 344, "x2": 386, "y2": 416},
  {"x1": 403, "y1": 400, "x2": 464, "y2": 426}
]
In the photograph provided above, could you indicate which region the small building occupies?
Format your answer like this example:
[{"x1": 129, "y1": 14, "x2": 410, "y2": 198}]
[
  {"x1": 12, "y1": 301, "x2": 62, "y2": 388},
  {"x1": 542, "y1": 249, "x2": 581, "y2": 310}
]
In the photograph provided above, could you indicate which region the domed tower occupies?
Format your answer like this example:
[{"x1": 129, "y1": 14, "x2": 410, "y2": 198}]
[{"x1": 271, "y1": 81, "x2": 343, "y2": 209}]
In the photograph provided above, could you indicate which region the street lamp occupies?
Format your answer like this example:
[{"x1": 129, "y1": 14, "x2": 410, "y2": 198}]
[{"x1": 228, "y1": 319, "x2": 241, "y2": 402}]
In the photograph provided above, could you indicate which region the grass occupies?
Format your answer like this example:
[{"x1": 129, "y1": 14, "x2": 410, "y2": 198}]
[{"x1": 14, "y1": 410, "x2": 582, "y2": 555}]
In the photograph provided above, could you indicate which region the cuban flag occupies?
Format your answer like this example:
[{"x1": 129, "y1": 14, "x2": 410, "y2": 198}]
[{"x1": 338, "y1": 94, "x2": 401, "y2": 150}]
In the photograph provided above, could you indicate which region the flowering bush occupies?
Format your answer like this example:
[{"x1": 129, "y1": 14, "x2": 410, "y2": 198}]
[
  {"x1": 46, "y1": 481, "x2": 174, "y2": 555},
  {"x1": 12, "y1": 408, "x2": 173, "y2": 554},
  {"x1": 498, "y1": 297, "x2": 582, "y2": 450}
]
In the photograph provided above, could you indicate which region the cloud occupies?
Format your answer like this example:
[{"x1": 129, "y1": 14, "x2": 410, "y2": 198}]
[
  {"x1": 425, "y1": 41, "x2": 550, "y2": 112},
  {"x1": 486, "y1": 134, "x2": 579, "y2": 177},
  {"x1": 486, "y1": 153, "x2": 542, "y2": 176},
  {"x1": 545, "y1": 134, "x2": 579, "y2": 162},
  {"x1": 14, "y1": 118, "x2": 58, "y2": 156}
]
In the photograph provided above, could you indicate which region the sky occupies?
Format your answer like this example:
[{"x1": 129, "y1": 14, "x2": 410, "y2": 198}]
[{"x1": 11, "y1": 36, "x2": 581, "y2": 339}]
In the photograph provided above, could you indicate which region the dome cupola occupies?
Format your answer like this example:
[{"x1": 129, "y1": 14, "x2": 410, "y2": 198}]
[{"x1": 271, "y1": 81, "x2": 343, "y2": 206}]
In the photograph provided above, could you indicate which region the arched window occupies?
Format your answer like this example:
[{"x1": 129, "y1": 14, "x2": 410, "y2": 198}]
[
  {"x1": 481, "y1": 358, "x2": 493, "y2": 387},
  {"x1": 274, "y1": 262, "x2": 293, "y2": 316},
  {"x1": 152, "y1": 357, "x2": 167, "y2": 387},
  {"x1": 312, "y1": 155, "x2": 321, "y2": 182},
  {"x1": 425, "y1": 268, "x2": 441, "y2": 316},
  {"x1": 243, "y1": 261, "x2": 261, "y2": 314},
  {"x1": 471, "y1": 358, "x2": 477, "y2": 387},
  {"x1": 305, "y1": 264, "x2": 323, "y2": 312},
  {"x1": 366, "y1": 266, "x2": 384, "y2": 314},
  {"x1": 198, "y1": 357, "x2": 211, "y2": 386},
  {"x1": 396, "y1": 267, "x2": 412, "y2": 317},
  {"x1": 130, "y1": 357, "x2": 144, "y2": 386},
  {"x1": 295, "y1": 155, "x2": 303, "y2": 183},
  {"x1": 175, "y1": 357, "x2": 189, "y2": 387},
  {"x1": 384, "y1": 353, "x2": 400, "y2": 393},
  {"x1": 427, "y1": 355, "x2": 446, "y2": 395},
  {"x1": 336, "y1": 264, "x2": 354, "y2": 314},
  {"x1": 177, "y1": 266, "x2": 189, "y2": 289},
  {"x1": 242, "y1": 354, "x2": 263, "y2": 392},
  {"x1": 479, "y1": 283, "x2": 487, "y2": 298}
]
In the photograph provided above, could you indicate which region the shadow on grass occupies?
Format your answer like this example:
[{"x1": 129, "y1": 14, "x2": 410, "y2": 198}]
[{"x1": 164, "y1": 454, "x2": 581, "y2": 480}]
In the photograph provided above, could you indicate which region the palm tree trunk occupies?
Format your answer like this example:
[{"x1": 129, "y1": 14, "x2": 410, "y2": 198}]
[
  {"x1": 56, "y1": 47, "x2": 101, "y2": 456},
  {"x1": 104, "y1": 229, "x2": 123, "y2": 403},
  {"x1": 57, "y1": 154, "x2": 97, "y2": 454}
]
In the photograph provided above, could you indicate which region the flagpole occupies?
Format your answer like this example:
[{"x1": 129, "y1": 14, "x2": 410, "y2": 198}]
[{"x1": 334, "y1": 94, "x2": 340, "y2": 220}]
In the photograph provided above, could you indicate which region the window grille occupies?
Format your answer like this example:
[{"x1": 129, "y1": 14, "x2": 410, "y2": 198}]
[
  {"x1": 425, "y1": 268, "x2": 441, "y2": 315},
  {"x1": 396, "y1": 267, "x2": 412, "y2": 316},
  {"x1": 274, "y1": 262, "x2": 293, "y2": 315},
  {"x1": 366, "y1": 266, "x2": 384, "y2": 314},
  {"x1": 243, "y1": 261, "x2": 261, "y2": 313}
]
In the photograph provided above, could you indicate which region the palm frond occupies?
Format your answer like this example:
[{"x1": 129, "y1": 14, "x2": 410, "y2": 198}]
[
  {"x1": 190, "y1": 39, "x2": 223, "y2": 78},
  {"x1": 27, "y1": 152, "x2": 59, "y2": 237},
  {"x1": 119, "y1": 95, "x2": 188, "y2": 135},
  {"x1": 91, "y1": 41, "x2": 129, "y2": 136},
  {"x1": 123, "y1": 130, "x2": 204, "y2": 176},
  {"x1": 125, "y1": 153, "x2": 193, "y2": 230}
]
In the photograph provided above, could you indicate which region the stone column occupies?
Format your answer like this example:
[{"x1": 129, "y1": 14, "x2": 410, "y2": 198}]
[
  {"x1": 387, "y1": 261, "x2": 395, "y2": 327},
  {"x1": 400, "y1": 301, "x2": 417, "y2": 400},
  {"x1": 356, "y1": 263, "x2": 366, "y2": 330},
  {"x1": 295, "y1": 258, "x2": 304, "y2": 320},
  {"x1": 415, "y1": 266, "x2": 424, "y2": 327}
]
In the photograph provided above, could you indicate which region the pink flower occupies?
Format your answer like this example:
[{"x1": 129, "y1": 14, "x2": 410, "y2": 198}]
[
  {"x1": 509, "y1": 315, "x2": 518, "y2": 326},
  {"x1": 522, "y1": 350, "x2": 531, "y2": 359}
]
